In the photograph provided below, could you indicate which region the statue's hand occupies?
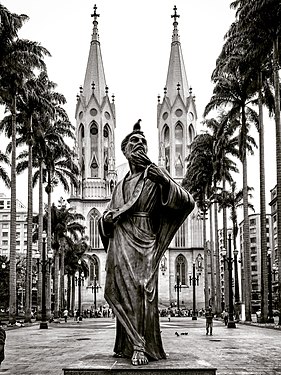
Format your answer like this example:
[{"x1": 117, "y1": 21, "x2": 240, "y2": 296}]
[
  {"x1": 146, "y1": 164, "x2": 169, "y2": 187},
  {"x1": 103, "y1": 210, "x2": 114, "y2": 223}
]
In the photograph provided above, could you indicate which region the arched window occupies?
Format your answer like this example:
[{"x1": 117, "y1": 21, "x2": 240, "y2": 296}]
[
  {"x1": 188, "y1": 124, "x2": 195, "y2": 144},
  {"x1": 175, "y1": 222, "x2": 185, "y2": 247},
  {"x1": 103, "y1": 125, "x2": 110, "y2": 179},
  {"x1": 90, "y1": 123, "x2": 99, "y2": 177},
  {"x1": 175, "y1": 123, "x2": 183, "y2": 176},
  {"x1": 175, "y1": 254, "x2": 187, "y2": 285},
  {"x1": 163, "y1": 125, "x2": 170, "y2": 173},
  {"x1": 89, "y1": 209, "x2": 101, "y2": 249},
  {"x1": 89, "y1": 255, "x2": 100, "y2": 283},
  {"x1": 79, "y1": 124, "x2": 85, "y2": 158}
]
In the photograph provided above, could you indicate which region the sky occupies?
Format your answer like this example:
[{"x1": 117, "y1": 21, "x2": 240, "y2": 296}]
[{"x1": 0, "y1": 0, "x2": 278, "y2": 219}]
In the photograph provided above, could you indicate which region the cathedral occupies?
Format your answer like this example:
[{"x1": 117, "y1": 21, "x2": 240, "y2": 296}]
[{"x1": 68, "y1": 5, "x2": 205, "y2": 312}]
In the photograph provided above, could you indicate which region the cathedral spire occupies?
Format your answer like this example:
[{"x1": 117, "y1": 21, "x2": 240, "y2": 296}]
[
  {"x1": 82, "y1": 4, "x2": 107, "y2": 104},
  {"x1": 165, "y1": 5, "x2": 189, "y2": 105}
]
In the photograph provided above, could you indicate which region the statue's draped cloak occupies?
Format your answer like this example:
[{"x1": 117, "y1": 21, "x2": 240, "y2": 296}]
[{"x1": 99, "y1": 170, "x2": 194, "y2": 360}]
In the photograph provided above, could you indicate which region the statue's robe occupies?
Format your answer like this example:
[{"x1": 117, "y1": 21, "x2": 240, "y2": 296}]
[{"x1": 99, "y1": 168, "x2": 194, "y2": 360}]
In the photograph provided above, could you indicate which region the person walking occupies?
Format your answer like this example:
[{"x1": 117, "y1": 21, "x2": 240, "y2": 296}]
[
  {"x1": 63, "y1": 309, "x2": 68, "y2": 323},
  {"x1": 222, "y1": 309, "x2": 229, "y2": 326},
  {"x1": 205, "y1": 307, "x2": 214, "y2": 336}
]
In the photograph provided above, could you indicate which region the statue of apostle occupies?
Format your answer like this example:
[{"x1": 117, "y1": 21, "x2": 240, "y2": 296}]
[{"x1": 99, "y1": 120, "x2": 194, "y2": 366}]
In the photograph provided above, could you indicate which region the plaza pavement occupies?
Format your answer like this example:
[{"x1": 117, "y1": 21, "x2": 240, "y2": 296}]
[{"x1": 0, "y1": 316, "x2": 281, "y2": 375}]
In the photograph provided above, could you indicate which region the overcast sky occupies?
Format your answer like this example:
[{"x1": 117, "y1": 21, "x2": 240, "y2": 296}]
[{"x1": 0, "y1": 0, "x2": 277, "y2": 216}]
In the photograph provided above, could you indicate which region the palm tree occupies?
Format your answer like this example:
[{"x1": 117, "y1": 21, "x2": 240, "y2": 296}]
[
  {"x1": 205, "y1": 44, "x2": 258, "y2": 320},
  {"x1": 50, "y1": 202, "x2": 85, "y2": 317},
  {"x1": 183, "y1": 127, "x2": 237, "y2": 309},
  {"x1": 0, "y1": 4, "x2": 50, "y2": 324},
  {"x1": 64, "y1": 238, "x2": 90, "y2": 314},
  {"x1": 231, "y1": 0, "x2": 281, "y2": 325}
]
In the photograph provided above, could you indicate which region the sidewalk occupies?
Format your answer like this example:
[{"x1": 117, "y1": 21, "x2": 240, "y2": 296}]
[{"x1": 0, "y1": 317, "x2": 281, "y2": 375}]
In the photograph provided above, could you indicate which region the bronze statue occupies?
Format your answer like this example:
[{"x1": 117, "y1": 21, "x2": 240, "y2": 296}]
[{"x1": 99, "y1": 120, "x2": 194, "y2": 365}]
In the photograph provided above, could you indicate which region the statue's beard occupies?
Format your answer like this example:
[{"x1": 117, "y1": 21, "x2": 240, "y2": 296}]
[{"x1": 126, "y1": 146, "x2": 152, "y2": 167}]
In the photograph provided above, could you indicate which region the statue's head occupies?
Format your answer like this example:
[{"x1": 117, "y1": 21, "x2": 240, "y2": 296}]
[{"x1": 121, "y1": 120, "x2": 151, "y2": 167}]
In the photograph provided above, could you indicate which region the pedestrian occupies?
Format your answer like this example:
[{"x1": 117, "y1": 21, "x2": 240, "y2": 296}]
[
  {"x1": 74, "y1": 309, "x2": 77, "y2": 321},
  {"x1": 167, "y1": 309, "x2": 171, "y2": 322},
  {"x1": 63, "y1": 308, "x2": 68, "y2": 323},
  {"x1": 0, "y1": 325, "x2": 6, "y2": 366},
  {"x1": 205, "y1": 307, "x2": 214, "y2": 336},
  {"x1": 222, "y1": 309, "x2": 228, "y2": 326}
]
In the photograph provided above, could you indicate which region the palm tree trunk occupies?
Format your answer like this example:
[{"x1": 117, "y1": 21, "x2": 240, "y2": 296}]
[
  {"x1": 209, "y1": 204, "x2": 216, "y2": 309},
  {"x1": 9, "y1": 95, "x2": 17, "y2": 324},
  {"x1": 71, "y1": 274, "x2": 76, "y2": 313},
  {"x1": 46, "y1": 171, "x2": 52, "y2": 319},
  {"x1": 67, "y1": 273, "x2": 71, "y2": 313},
  {"x1": 242, "y1": 150, "x2": 252, "y2": 321},
  {"x1": 258, "y1": 73, "x2": 268, "y2": 323},
  {"x1": 54, "y1": 250, "x2": 60, "y2": 317},
  {"x1": 214, "y1": 200, "x2": 221, "y2": 314},
  {"x1": 36, "y1": 163, "x2": 43, "y2": 320},
  {"x1": 222, "y1": 179, "x2": 229, "y2": 310},
  {"x1": 272, "y1": 37, "x2": 281, "y2": 325},
  {"x1": 25, "y1": 127, "x2": 33, "y2": 323},
  {"x1": 60, "y1": 243, "x2": 65, "y2": 310},
  {"x1": 203, "y1": 207, "x2": 209, "y2": 308}
]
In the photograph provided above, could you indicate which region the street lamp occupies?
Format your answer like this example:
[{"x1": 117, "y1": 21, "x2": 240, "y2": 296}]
[
  {"x1": 267, "y1": 249, "x2": 274, "y2": 323},
  {"x1": 221, "y1": 233, "x2": 236, "y2": 328},
  {"x1": 35, "y1": 231, "x2": 52, "y2": 329},
  {"x1": 76, "y1": 260, "x2": 84, "y2": 320},
  {"x1": 174, "y1": 273, "x2": 181, "y2": 313},
  {"x1": 189, "y1": 261, "x2": 199, "y2": 320},
  {"x1": 233, "y1": 247, "x2": 240, "y2": 320},
  {"x1": 91, "y1": 275, "x2": 101, "y2": 312}
]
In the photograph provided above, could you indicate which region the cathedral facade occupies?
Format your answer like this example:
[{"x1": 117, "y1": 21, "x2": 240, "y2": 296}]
[{"x1": 68, "y1": 5, "x2": 205, "y2": 312}]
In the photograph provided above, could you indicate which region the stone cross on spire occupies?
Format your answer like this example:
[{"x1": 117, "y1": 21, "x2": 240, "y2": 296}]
[
  {"x1": 171, "y1": 5, "x2": 180, "y2": 23},
  {"x1": 91, "y1": 4, "x2": 100, "y2": 22},
  {"x1": 91, "y1": 4, "x2": 100, "y2": 43},
  {"x1": 171, "y1": 5, "x2": 180, "y2": 43}
]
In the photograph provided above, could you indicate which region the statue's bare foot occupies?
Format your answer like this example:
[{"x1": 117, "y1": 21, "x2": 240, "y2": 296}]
[{"x1": 131, "y1": 350, "x2": 148, "y2": 366}]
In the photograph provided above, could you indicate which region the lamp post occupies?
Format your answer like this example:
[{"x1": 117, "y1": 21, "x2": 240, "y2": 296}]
[
  {"x1": 174, "y1": 272, "x2": 181, "y2": 313},
  {"x1": 189, "y1": 261, "x2": 199, "y2": 320},
  {"x1": 267, "y1": 249, "x2": 274, "y2": 323},
  {"x1": 91, "y1": 275, "x2": 101, "y2": 311},
  {"x1": 221, "y1": 233, "x2": 236, "y2": 328},
  {"x1": 35, "y1": 231, "x2": 52, "y2": 329},
  {"x1": 76, "y1": 260, "x2": 84, "y2": 320},
  {"x1": 233, "y1": 247, "x2": 240, "y2": 319}
]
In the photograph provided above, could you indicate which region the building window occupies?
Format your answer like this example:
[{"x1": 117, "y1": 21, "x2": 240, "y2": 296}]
[
  {"x1": 249, "y1": 218, "x2": 256, "y2": 226},
  {"x1": 2, "y1": 232, "x2": 8, "y2": 237},
  {"x1": 175, "y1": 254, "x2": 187, "y2": 285},
  {"x1": 2, "y1": 224, "x2": 8, "y2": 229},
  {"x1": 90, "y1": 123, "x2": 99, "y2": 178},
  {"x1": 175, "y1": 223, "x2": 185, "y2": 247},
  {"x1": 0, "y1": 201, "x2": 4, "y2": 209},
  {"x1": 163, "y1": 126, "x2": 170, "y2": 173},
  {"x1": 89, "y1": 209, "x2": 101, "y2": 249},
  {"x1": 175, "y1": 123, "x2": 183, "y2": 177}
]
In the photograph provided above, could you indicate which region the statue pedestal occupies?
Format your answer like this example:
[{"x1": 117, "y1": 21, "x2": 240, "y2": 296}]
[
  {"x1": 63, "y1": 356, "x2": 216, "y2": 375},
  {"x1": 63, "y1": 367, "x2": 216, "y2": 375}
]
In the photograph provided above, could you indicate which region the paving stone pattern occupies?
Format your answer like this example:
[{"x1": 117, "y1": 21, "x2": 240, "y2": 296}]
[{"x1": 0, "y1": 317, "x2": 280, "y2": 375}]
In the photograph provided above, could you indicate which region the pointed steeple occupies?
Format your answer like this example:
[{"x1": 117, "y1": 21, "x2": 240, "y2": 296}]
[
  {"x1": 83, "y1": 5, "x2": 107, "y2": 104},
  {"x1": 165, "y1": 6, "x2": 189, "y2": 105}
]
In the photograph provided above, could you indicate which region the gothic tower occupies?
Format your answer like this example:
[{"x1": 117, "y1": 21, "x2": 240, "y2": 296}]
[
  {"x1": 69, "y1": 5, "x2": 116, "y2": 309},
  {"x1": 157, "y1": 6, "x2": 204, "y2": 309}
]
